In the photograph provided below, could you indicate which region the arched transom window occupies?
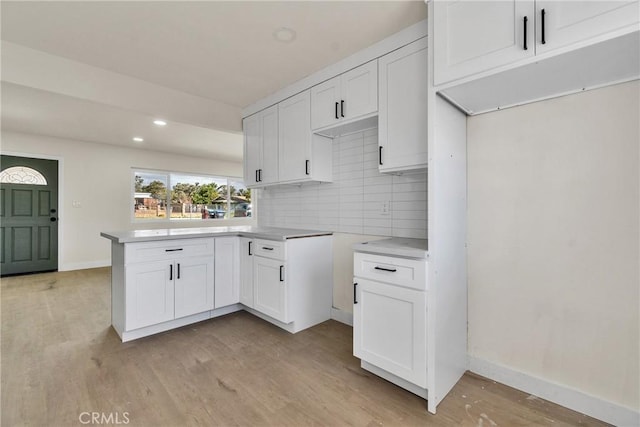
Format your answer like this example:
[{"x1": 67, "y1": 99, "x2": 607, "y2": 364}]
[{"x1": 0, "y1": 166, "x2": 48, "y2": 185}]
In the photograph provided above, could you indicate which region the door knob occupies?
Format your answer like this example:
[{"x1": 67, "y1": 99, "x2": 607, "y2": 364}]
[{"x1": 50, "y1": 217, "x2": 57, "y2": 222}]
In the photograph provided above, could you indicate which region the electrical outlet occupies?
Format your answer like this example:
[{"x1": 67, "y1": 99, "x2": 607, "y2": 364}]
[{"x1": 381, "y1": 201, "x2": 390, "y2": 215}]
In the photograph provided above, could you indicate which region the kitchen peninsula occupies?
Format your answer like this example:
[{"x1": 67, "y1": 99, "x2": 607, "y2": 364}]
[{"x1": 101, "y1": 226, "x2": 333, "y2": 342}]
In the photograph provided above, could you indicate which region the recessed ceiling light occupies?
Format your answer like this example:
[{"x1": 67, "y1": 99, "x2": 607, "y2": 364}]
[
  {"x1": 153, "y1": 119, "x2": 167, "y2": 126},
  {"x1": 132, "y1": 137, "x2": 144, "y2": 142},
  {"x1": 273, "y1": 27, "x2": 296, "y2": 43}
]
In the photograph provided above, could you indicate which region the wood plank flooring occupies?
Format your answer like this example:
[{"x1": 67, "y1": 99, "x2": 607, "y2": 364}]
[{"x1": 1, "y1": 268, "x2": 610, "y2": 426}]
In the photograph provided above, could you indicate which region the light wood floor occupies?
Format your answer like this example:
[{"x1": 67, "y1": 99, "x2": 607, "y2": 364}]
[{"x1": 1, "y1": 268, "x2": 610, "y2": 427}]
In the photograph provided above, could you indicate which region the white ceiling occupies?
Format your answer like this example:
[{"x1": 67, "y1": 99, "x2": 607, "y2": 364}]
[{"x1": 1, "y1": 1, "x2": 427, "y2": 161}]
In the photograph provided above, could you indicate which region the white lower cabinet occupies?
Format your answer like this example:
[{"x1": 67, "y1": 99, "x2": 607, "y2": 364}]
[
  {"x1": 125, "y1": 260, "x2": 175, "y2": 330},
  {"x1": 353, "y1": 250, "x2": 428, "y2": 392},
  {"x1": 244, "y1": 235, "x2": 333, "y2": 333},
  {"x1": 239, "y1": 237, "x2": 254, "y2": 308},
  {"x1": 174, "y1": 255, "x2": 215, "y2": 319},
  {"x1": 109, "y1": 234, "x2": 332, "y2": 341},
  {"x1": 115, "y1": 238, "x2": 216, "y2": 341},
  {"x1": 214, "y1": 237, "x2": 240, "y2": 309},
  {"x1": 353, "y1": 278, "x2": 427, "y2": 388},
  {"x1": 253, "y1": 255, "x2": 288, "y2": 323}
]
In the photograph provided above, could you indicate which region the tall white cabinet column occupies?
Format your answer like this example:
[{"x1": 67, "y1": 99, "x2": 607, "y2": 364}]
[{"x1": 426, "y1": 0, "x2": 468, "y2": 413}]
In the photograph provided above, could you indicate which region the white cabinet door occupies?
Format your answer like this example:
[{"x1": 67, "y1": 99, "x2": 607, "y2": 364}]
[
  {"x1": 260, "y1": 105, "x2": 279, "y2": 185},
  {"x1": 125, "y1": 261, "x2": 174, "y2": 330},
  {"x1": 174, "y1": 256, "x2": 215, "y2": 318},
  {"x1": 536, "y1": 0, "x2": 640, "y2": 54},
  {"x1": 341, "y1": 60, "x2": 378, "y2": 121},
  {"x1": 243, "y1": 113, "x2": 262, "y2": 186},
  {"x1": 239, "y1": 238, "x2": 254, "y2": 308},
  {"x1": 244, "y1": 106, "x2": 278, "y2": 187},
  {"x1": 214, "y1": 237, "x2": 240, "y2": 309},
  {"x1": 353, "y1": 278, "x2": 427, "y2": 388},
  {"x1": 311, "y1": 61, "x2": 378, "y2": 131},
  {"x1": 311, "y1": 76, "x2": 341, "y2": 130},
  {"x1": 278, "y1": 90, "x2": 312, "y2": 183},
  {"x1": 254, "y1": 256, "x2": 289, "y2": 323},
  {"x1": 378, "y1": 38, "x2": 428, "y2": 173},
  {"x1": 433, "y1": 0, "x2": 535, "y2": 85}
]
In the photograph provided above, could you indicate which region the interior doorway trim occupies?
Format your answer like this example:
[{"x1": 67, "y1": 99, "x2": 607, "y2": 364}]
[{"x1": 2, "y1": 150, "x2": 65, "y2": 272}]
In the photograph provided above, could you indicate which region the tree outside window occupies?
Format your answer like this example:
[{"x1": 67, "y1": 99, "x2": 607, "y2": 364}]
[{"x1": 133, "y1": 170, "x2": 251, "y2": 221}]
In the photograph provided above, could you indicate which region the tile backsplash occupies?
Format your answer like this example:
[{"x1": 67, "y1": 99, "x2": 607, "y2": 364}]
[{"x1": 256, "y1": 128, "x2": 427, "y2": 239}]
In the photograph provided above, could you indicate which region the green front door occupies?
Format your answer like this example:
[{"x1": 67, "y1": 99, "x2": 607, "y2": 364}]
[{"x1": 0, "y1": 155, "x2": 59, "y2": 276}]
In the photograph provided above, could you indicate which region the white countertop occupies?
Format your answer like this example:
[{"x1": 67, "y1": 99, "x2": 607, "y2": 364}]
[
  {"x1": 353, "y1": 237, "x2": 428, "y2": 259},
  {"x1": 100, "y1": 226, "x2": 332, "y2": 244}
]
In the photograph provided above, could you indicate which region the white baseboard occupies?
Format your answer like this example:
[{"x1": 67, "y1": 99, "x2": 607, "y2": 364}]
[
  {"x1": 468, "y1": 356, "x2": 640, "y2": 427},
  {"x1": 330, "y1": 307, "x2": 353, "y2": 326},
  {"x1": 59, "y1": 259, "x2": 110, "y2": 272}
]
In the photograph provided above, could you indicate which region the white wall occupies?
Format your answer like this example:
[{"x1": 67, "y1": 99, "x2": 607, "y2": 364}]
[
  {"x1": 467, "y1": 81, "x2": 639, "y2": 412},
  {"x1": 1, "y1": 131, "x2": 251, "y2": 271},
  {"x1": 257, "y1": 128, "x2": 428, "y2": 313}
]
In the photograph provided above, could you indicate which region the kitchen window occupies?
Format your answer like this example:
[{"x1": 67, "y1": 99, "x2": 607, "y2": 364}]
[{"x1": 133, "y1": 169, "x2": 252, "y2": 222}]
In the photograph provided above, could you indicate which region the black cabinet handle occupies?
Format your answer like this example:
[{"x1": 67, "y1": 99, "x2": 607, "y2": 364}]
[
  {"x1": 374, "y1": 266, "x2": 397, "y2": 273},
  {"x1": 280, "y1": 265, "x2": 284, "y2": 282},
  {"x1": 262, "y1": 246, "x2": 274, "y2": 251},
  {"x1": 255, "y1": 169, "x2": 259, "y2": 183},
  {"x1": 340, "y1": 100, "x2": 345, "y2": 117},
  {"x1": 248, "y1": 241, "x2": 252, "y2": 256},
  {"x1": 305, "y1": 160, "x2": 310, "y2": 175},
  {"x1": 354, "y1": 283, "x2": 358, "y2": 304},
  {"x1": 258, "y1": 169, "x2": 263, "y2": 182},
  {"x1": 335, "y1": 102, "x2": 339, "y2": 119},
  {"x1": 177, "y1": 263, "x2": 181, "y2": 279},
  {"x1": 541, "y1": 9, "x2": 546, "y2": 44},
  {"x1": 165, "y1": 248, "x2": 183, "y2": 252},
  {"x1": 379, "y1": 146, "x2": 383, "y2": 166},
  {"x1": 169, "y1": 264, "x2": 173, "y2": 281},
  {"x1": 523, "y1": 16, "x2": 528, "y2": 50}
]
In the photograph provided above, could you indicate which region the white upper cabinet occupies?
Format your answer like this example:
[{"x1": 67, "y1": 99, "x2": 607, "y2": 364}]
[
  {"x1": 378, "y1": 37, "x2": 428, "y2": 173},
  {"x1": 311, "y1": 60, "x2": 378, "y2": 131},
  {"x1": 243, "y1": 113, "x2": 261, "y2": 187},
  {"x1": 310, "y1": 77, "x2": 341, "y2": 130},
  {"x1": 434, "y1": 0, "x2": 639, "y2": 86},
  {"x1": 243, "y1": 105, "x2": 278, "y2": 188},
  {"x1": 434, "y1": 0, "x2": 535, "y2": 85},
  {"x1": 535, "y1": 1, "x2": 640, "y2": 54},
  {"x1": 278, "y1": 90, "x2": 312, "y2": 182},
  {"x1": 341, "y1": 62, "x2": 379, "y2": 123},
  {"x1": 279, "y1": 90, "x2": 332, "y2": 184}
]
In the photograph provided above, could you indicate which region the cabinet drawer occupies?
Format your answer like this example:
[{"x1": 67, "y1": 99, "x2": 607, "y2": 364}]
[
  {"x1": 354, "y1": 252, "x2": 427, "y2": 290},
  {"x1": 253, "y1": 239, "x2": 286, "y2": 260},
  {"x1": 125, "y1": 238, "x2": 215, "y2": 264}
]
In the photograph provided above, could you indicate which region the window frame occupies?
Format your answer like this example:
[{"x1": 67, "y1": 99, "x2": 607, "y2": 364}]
[{"x1": 131, "y1": 168, "x2": 253, "y2": 224}]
